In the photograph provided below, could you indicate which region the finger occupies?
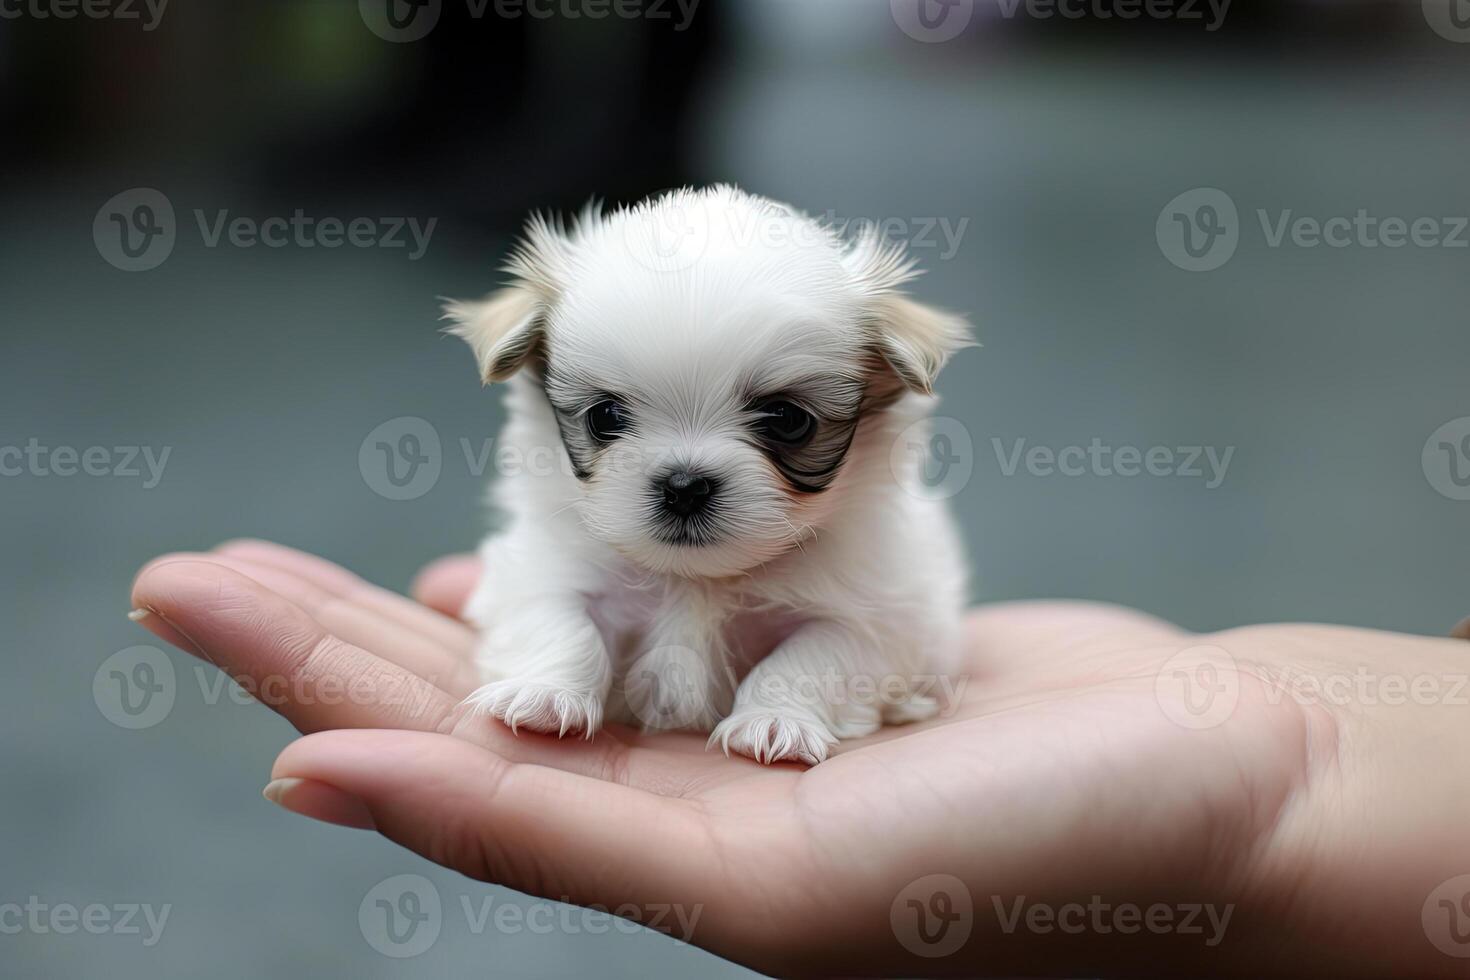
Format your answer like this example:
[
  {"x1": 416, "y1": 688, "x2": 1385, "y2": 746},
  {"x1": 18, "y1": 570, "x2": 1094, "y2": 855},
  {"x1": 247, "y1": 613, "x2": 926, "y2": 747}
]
[
  {"x1": 410, "y1": 554, "x2": 480, "y2": 620},
  {"x1": 132, "y1": 555, "x2": 730, "y2": 786},
  {"x1": 1453, "y1": 616, "x2": 1470, "y2": 641},
  {"x1": 438, "y1": 706, "x2": 742, "y2": 796},
  {"x1": 262, "y1": 777, "x2": 376, "y2": 830},
  {"x1": 131, "y1": 557, "x2": 457, "y2": 733},
  {"x1": 270, "y1": 730, "x2": 721, "y2": 924},
  {"x1": 199, "y1": 553, "x2": 479, "y2": 696},
  {"x1": 214, "y1": 540, "x2": 472, "y2": 655}
]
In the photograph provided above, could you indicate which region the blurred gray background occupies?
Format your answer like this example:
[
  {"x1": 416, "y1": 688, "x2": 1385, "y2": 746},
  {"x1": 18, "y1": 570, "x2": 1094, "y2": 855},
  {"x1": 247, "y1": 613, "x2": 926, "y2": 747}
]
[{"x1": 3, "y1": 0, "x2": 1469, "y2": 976}]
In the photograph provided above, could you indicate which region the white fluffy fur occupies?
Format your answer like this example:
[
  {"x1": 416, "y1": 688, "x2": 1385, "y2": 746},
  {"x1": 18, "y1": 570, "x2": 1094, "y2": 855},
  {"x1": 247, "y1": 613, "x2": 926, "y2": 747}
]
[{"x1": 448, "y1": 186, "x2": 970, "y2": 765}]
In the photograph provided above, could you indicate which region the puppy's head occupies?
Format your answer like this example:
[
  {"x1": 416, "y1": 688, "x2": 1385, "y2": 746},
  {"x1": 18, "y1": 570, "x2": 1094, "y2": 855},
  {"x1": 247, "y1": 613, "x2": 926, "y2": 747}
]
[{"x1": 446, "y1": 186, "x2": 969, "y2": 578}]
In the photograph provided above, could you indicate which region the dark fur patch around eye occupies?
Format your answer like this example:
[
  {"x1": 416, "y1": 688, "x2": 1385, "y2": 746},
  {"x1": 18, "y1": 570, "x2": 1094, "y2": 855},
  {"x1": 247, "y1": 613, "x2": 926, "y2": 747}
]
[
  {"x1": 755, "y1": 414, "x2": 860, "y2": 493},
  {"x1": 548, "y1": 405, "x2": 595, "y2": 481},
  {"x1": 746, "y1": 376, "x2": 864, "y2": 494},
  {"x1": 755, "y1": 357, "x2": 915, "y2": 494},
  {"x1": 540, "y1": 360, "x2": 629, "y2": 482},
  {"x1": 535, "y1": 364, "x2": 586, "y2": 480}
]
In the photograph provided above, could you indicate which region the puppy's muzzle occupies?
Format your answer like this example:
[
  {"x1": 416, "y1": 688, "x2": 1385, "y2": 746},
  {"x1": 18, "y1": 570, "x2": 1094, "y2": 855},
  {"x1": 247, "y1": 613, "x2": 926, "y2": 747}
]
[{"x1": 659, "y1": 470, "x2": 717, "y2": 518}]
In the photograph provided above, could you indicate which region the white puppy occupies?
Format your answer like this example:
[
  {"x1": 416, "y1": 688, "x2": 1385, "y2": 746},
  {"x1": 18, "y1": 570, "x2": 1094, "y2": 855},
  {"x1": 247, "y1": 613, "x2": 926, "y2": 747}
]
[{"x1": 444, "y1": 185, "x2": 970, "y2": 764}]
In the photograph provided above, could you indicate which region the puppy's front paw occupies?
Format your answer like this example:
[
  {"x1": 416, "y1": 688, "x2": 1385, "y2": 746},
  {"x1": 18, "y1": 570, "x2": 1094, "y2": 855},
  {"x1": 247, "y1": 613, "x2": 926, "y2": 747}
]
[
  {"x1": 709, "y1": 708, "x2": 837, "y2": 766},
  {"x1": 463, "y1": 680, "x2": 603, "y2": 738}
]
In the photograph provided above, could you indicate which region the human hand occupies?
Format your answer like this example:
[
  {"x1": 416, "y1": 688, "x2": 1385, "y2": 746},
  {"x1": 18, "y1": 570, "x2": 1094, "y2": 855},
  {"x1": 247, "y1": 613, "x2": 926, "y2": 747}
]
[{"x1": 130, "y1": 541, "x2": 1470, "y2": 977}]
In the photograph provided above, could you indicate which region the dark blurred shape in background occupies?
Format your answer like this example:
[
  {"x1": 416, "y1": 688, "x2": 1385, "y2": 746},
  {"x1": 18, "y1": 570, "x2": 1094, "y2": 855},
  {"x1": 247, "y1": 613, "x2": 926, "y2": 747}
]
[{"x1": 3, "y1": 0, "x2": 1462, "y2": 219}]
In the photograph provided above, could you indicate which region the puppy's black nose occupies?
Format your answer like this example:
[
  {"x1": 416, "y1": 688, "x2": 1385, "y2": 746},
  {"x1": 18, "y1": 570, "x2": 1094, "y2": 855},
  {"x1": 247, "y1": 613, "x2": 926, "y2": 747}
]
[{"x1": 661, "y1": 471, "x2": 715, "y2": 517}]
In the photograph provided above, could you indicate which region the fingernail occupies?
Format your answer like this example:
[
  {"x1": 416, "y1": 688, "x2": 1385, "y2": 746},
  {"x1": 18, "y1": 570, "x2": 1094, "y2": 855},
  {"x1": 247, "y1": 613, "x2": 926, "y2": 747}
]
[
  {"x1": 127, "y1": 608, "x2": 151, "y2": 622},
  {"x1": 262, "y1": 777, "x2": 376, "y2": 830}
]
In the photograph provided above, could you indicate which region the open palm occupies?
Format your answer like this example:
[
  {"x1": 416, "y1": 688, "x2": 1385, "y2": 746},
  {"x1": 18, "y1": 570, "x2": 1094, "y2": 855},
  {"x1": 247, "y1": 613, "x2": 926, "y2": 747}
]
[{"x1": 131, "y1": 540, "x2": 1470, "y2": 978}]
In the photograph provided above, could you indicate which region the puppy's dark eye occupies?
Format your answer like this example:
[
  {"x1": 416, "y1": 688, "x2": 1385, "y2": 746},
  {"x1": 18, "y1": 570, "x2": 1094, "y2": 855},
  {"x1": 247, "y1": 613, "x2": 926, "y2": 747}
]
[
  {"x1": 586, "y1": 399, "x2": 631, "y2": 442},
  {"x1": 754, "y1": 400, "x2": 815, "y2": 447}
]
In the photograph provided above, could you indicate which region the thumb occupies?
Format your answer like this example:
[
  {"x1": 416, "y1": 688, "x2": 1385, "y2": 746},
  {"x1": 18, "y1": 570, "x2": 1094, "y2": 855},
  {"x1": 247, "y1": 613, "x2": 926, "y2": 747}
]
[{"x1": 267, "y1": 730, "x2": 715, "y2": 928}]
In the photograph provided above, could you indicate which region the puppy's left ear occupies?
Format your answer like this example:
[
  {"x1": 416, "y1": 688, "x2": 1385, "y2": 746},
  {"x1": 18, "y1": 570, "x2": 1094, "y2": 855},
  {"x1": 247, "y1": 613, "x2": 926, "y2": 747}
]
[
  {"x1": 442, "y1": 211, "x2": 576, "y2": 383},
  {"x1": 441, "y1": 287, "x2": 546, "y2": 383},
  {"x1": 845, "y1": 228, "x2": 973, "y2": 395},
  {"x1": 866, "y1": 293, "x2": 972, "y2": 396}
]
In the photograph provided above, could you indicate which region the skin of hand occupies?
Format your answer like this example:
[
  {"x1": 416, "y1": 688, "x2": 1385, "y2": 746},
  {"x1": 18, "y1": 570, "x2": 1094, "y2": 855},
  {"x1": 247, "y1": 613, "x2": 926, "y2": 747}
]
[{"x1": 128, "y1": 540, "x2": 1470, "y2": 979}]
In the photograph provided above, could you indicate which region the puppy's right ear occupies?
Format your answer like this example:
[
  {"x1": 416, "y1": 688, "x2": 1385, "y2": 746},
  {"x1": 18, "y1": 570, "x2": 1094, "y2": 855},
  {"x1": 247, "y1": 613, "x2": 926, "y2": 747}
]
[
  {"x1": 441, "y1": 287, "x2": 546, "y2": 384},
  {"x1": 442, "y1": 212, "x2": 578, "y2": 383}
]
